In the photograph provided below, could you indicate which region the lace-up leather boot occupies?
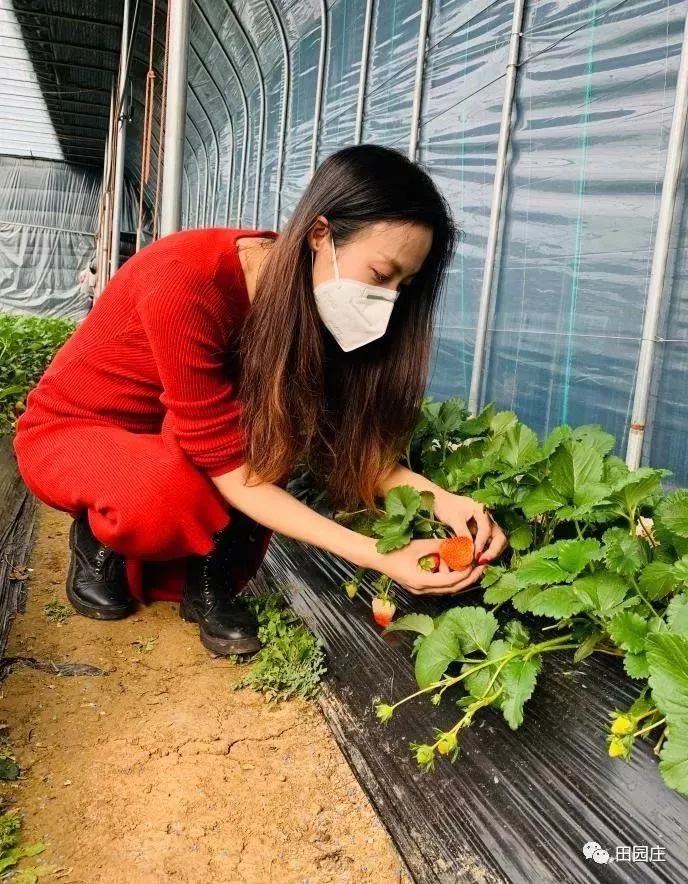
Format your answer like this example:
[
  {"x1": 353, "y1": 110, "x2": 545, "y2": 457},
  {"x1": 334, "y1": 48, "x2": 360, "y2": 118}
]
[
  {"x1": 179, "y1": 519, "x2": 262, "y2": 656},
  {"x1": 66, "y1": 513, "x2": 134, "y2": 619}
]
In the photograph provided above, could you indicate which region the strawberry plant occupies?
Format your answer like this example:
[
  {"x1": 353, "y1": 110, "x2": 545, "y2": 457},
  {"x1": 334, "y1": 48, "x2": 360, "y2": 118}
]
[
  {"x1": 338, "y1": 396, "x2": 688, "y2": 796},
  {"x1": 0, "y1": 313, "x2": 75, "y2": 435}
]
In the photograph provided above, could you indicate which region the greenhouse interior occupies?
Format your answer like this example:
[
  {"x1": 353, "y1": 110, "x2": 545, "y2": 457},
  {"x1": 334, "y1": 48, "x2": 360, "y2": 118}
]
[{"x1": 1, "y1": 0, "x2": 688, "y2": 882}]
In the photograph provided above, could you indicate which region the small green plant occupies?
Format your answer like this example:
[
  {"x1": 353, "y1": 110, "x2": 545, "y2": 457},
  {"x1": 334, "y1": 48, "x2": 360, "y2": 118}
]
[
  {"x1": 0, "y1": 809, "x2": 44, "y2": 875},
  {"x1": 0, "y1": 313, "x2": 75, "y2": 435},
  {"x1": 338, "y1": 396, "x2": 688, "y2": 796},
  {"x1": 234, "y1": 590, "x2": 327, "y2": 700},
  {"x1": 42, "y1": 598, "x2": 73, "y2": 624},
  {"x1": 131, "y1": 636, "x2": 157, "y2": 653}
]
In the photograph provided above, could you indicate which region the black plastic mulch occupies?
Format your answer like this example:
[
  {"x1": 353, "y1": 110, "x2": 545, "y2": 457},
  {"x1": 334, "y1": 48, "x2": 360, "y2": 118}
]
[
  {"x1": 0, "y1": 436, "x2": 37, "y2": 660},
  {"x1": 253, "y1": 533, "x2": 688, "y2": 884}
]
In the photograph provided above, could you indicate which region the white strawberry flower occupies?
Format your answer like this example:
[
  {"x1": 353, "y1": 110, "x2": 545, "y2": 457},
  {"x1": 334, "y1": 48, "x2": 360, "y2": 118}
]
[{"x1": 635, "y1": 515, "x2": 657, "y2": 546}]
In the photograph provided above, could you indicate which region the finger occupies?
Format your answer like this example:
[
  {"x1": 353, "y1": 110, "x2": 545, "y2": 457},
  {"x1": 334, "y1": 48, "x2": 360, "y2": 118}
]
[
  {"x1": 477, "y1": 527, "x2": 507, "y2": 564},
  {"x1": 419, "y1": 565, "x2": 474, "y2": 589},
  {"x1": 422, "y1": 565, "x2": 488, "y2": 595},
  {"x1": 472, "y1": 507, "x2": 493, "y2": 555},
  {"x1": 436, "y1": 558, "x2": 451, "y2": 574}
]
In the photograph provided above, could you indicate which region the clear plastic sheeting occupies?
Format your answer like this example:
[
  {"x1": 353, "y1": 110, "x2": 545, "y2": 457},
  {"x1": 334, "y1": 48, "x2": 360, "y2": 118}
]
[
  {"x1": 177, "y1": 0, "x2": 687, "y2": 486},
  {"x1": 0, "y1": 155, "x2": 98, "y2": 318},
  {"x1": 0, "y1": 155, "x2": 140, "y2": 318}
]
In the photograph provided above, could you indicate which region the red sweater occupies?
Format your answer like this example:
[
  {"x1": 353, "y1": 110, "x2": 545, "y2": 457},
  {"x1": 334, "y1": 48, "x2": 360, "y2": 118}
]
[{"x1": 23, "y1": 226, "x2": 278, "y2": 476}]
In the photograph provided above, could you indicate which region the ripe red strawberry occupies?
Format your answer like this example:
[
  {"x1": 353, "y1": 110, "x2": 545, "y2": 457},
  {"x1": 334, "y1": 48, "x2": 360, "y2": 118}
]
[
  {"x1": 372, "y1": 590, "x2": 396, "y2": 628},
  {"x1": 418, "y1": 553, "x2": 441, "y2": 573},
  {"x1": 439, "y1": 535, "x2": 474, "y2": 571}
]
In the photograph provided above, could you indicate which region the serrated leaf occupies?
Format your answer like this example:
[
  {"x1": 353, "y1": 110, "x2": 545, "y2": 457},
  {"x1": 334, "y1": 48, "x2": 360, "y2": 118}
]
[
  {"x1": 482, "y1": 570, "x2": 520, "y2": 605},
  {"x1": 639, "y1": 561, "x2": 677, "y2": 602},
  {"x1": 503, "y1": 619, "x2": 531, "y2": 649},
  {"x1": 609, "y1": 468, "x2": 662, "y2": 515},
  {"x1": 442, "y1": 606, "x2": 499, "y2": 654},
  {"x1": 624, "y1": 651, "x2": 649, "y2": 679},
  {"x1": 500, "y1": 657, "x2": 541, "y2": 730},
  {"x1": 520, "y1": 480, "x2": 568, "y2": 518},
  {"x1": 414, "y1": 620, "x2": 462, "y2": 689},
  {"x1": 515, "y1": 558, "x2": 570, "y2": 587},
  {"x1": 557, "y1": 539, "x2": 604, "y2": 576},
  {"x1": 657, "y1": 716, "x2": 688, "y2": 796},
  {"x1": 603, "y1": 526, "x2": 649, "y2": 577},
  {"x1": 384, "y1": 485, "x2": 421, "y2": 527},
  {"x1": 382, "y1": 613, "x2": 435, "y2": 637},
  {"x1": 665, "y1": 593, "x2": 688, "y2": 637},
  {"x1": 508, "y1": 524, "x2": 533, "y2": 551},
  {"x1": 656, "y1": 490, "x2": 688, "y2": 538},
  {"x1": 529, "y1": 585, "x2": 589, "y2": 619},
  {"x1": 607, "y1": 611, "x2": 649, "y2": 654},
  {"x1": 646, "y1": 632, "x2": 688, "y2": 720},
  {"x1": 461, "y1": 638, "x2": 511, "y2": 699},
  {"x1": 511, "y1": 586, "x2": 541, "y2": 613},
  {"x1": 572, "y1": 572, "x2": 632, "y2": 619}
]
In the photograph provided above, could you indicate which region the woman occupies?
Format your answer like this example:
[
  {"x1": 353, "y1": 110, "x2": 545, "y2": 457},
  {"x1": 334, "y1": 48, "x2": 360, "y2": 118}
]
[{"x1": 12, "y1": 144, "x2": 507, "y2": 657}]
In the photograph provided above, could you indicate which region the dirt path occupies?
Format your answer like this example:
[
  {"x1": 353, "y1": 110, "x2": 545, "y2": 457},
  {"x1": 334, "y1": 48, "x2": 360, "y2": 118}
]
[{"x1": 1, "y1": 503, "x2": 410, "y2": 883}]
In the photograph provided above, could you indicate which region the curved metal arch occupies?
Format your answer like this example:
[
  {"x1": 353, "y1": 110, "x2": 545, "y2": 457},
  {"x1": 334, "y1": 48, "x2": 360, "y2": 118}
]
[
  {"x1": 187, "y1": 20, "x2": 236, "y2": 227},
  {"x1": 189, "y1": 40, "x2": 235, "y2": 227},
  {"x1": 310, "y1": 0, "x2": 328, "y2": 175},
  {"x1": 263, "y1": 0, "x2": 290, "y2": 231},
  {"x1": 193, "y1": 1, "x2": 249, "y2": 227},
  {"x1": 187, "y1": 81, "x2": 220, "y2": 226},
  {"x1": 182, "y1": 165, "x2": 190, "y2": 227},
  {"x1": 185, "y1": 111, "x2": 209, "y2": 227},
  {"x1": 219, "y1": 0, "x2": 266, "y2": 228}
]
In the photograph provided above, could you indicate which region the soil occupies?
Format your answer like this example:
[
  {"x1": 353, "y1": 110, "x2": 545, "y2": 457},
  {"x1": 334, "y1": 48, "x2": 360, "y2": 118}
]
[{"x1": 0, "y1": 503, "x2": 411, "y2": 883}]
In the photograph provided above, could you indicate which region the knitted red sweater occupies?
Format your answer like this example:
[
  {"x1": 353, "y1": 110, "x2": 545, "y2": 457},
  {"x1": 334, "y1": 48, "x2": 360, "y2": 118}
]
[{"x1": 25, "y1": 226, "x2": 278, "y2": 476}]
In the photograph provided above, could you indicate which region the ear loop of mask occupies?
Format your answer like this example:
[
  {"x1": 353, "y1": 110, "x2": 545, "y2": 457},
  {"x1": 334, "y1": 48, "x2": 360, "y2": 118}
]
[{"x1": 312, "y1": 230, "x2": 339, "y2": 282}]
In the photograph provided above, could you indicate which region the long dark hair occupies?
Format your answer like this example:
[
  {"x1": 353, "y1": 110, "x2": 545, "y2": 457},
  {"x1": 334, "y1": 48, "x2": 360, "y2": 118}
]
[{"x1": 237, "y1": 143, "x2": 458, "y2": 511}]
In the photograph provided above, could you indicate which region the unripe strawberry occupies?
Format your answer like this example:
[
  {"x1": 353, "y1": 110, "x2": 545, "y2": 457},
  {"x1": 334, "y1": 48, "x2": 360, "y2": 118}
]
[{"x1": 418, "y1": 553, "x2": 440, "y2": 572}]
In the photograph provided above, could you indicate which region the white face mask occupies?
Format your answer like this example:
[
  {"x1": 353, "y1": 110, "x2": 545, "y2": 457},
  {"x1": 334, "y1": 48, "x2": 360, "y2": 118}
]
[{"x1": 311, "y1": 232, "x2": 400, "y2": 352}]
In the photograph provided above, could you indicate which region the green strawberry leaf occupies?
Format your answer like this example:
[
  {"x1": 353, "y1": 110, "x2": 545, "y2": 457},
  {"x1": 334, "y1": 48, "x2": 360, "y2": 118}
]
[
  {"x1": 414, "y1": 620, "x2": 462, "y2": 689},
  {"x1": 384, "y1": 485, "x2": 422, "y2": 528},
  {"x1": 442, "y1": 606, "x2": 499, "y2": 655},
  {"x1": 665, "y1": 593, "x2": 688, "y2": 637},
  {"x1": 607, "y1": 611, "x2": 649, "y2": 654},
  {"x1": 508, "y1": 524, "x2": 533, "y2": 552},
  {"x1": 500, "y1": 656, "x2": 542, "y2": 730},
  {"x1": 381, "y1": 613, "x2": 435, "y2": 637},
  {"x1": 572, "y1": 572, "x2": 633, "y2": 619},
  {"x1": 603, "y1": 526, "x2": 650, "y2": 577},
  {"x1": 624, "y1": 651, "x2": 649, "y2": 680},
  {"x1": 639, "y1": 561, "x2": 677, "y2": 602},
  {"x1": 482, "y1": 570, "x2": 520, "y2": 605},
  {"x1": 520, "y1": 480, "x2": 568, "y2": 518},
  {"x1": 656, "y1": 490, "x2": 688, "y2": 538},
  {"x1": 528, "y1": 585, "x2": 589, "y2": 619}
]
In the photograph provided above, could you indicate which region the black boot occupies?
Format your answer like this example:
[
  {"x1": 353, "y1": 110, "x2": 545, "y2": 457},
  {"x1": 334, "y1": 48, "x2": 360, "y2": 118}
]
[
  {"x1": 66, "y1": 513, "x2": 134, "y2": 620},
  {"x1": 179, "y1": 521, "x2": 262, "y2": 656}
]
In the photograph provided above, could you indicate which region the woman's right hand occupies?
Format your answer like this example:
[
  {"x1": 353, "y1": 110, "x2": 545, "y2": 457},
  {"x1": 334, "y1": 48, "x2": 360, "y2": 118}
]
[{"x1": 368, "y1": 538, "x2": 487, "y2": 596}]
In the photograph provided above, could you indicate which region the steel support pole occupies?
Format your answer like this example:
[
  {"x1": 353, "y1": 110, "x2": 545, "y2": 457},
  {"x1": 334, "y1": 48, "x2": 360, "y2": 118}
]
[
  {"x1": 468, "y1": 0, "x2": 525, "y2": 415},
  {"x1": 310, "y1": 0, "x2": 328, "y2": 176},
  {"x1": 264, "y1": 0, "x2": 289, "y2": 231},
  {"x1": 408, "y1": 0, "x2": 430, "y2": 161},
  {"x1": 96, "y1": 82, "x2": 115, "y2": 297},
  {"x1": 108, "y1": 0, "x2": 131, "y2": 278},
  {"x1": 160, "y1": 0, "x2": 191, "y2": 236},
  {"x1": 626, "y1": 13, "x2": 688, "y2": 469},
  {"x1": 354, "y1": 0, "x2": 374, "y2": 144}
]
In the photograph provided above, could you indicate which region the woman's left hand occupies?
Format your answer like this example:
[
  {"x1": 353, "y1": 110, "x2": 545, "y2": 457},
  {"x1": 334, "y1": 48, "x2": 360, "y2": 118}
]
[{"x1": 432, "y1": 490, "x2": 508, "y2": 566}]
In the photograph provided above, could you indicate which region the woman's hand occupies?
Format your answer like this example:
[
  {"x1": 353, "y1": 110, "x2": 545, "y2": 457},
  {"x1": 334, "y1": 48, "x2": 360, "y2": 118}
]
[
  {"x1": 433, "y1": 490, "x2": 508, "y2": 567},
  {"x1": 367, "y1": 538, "x2": 483, "y2": 596}
]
